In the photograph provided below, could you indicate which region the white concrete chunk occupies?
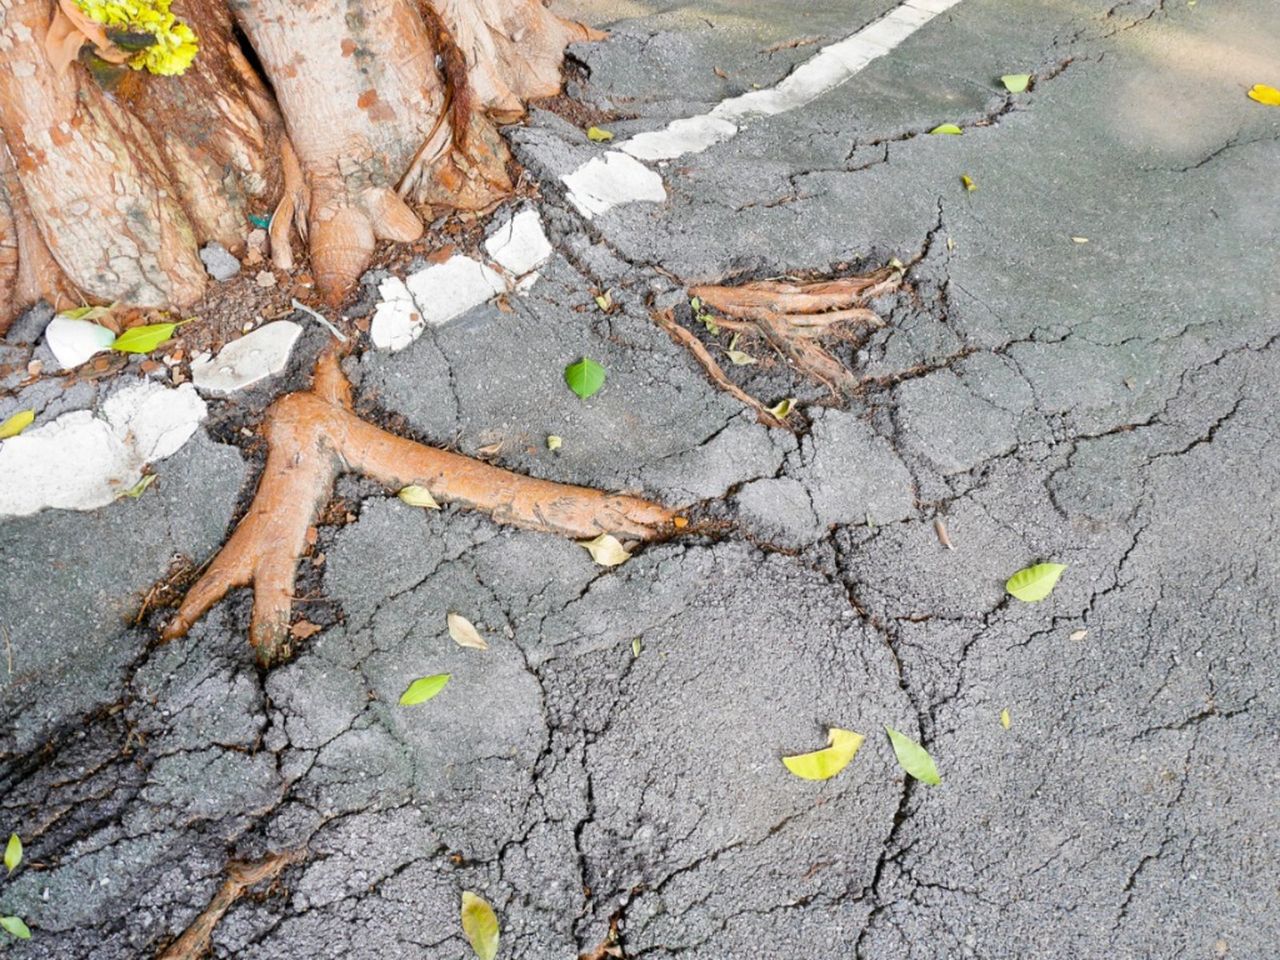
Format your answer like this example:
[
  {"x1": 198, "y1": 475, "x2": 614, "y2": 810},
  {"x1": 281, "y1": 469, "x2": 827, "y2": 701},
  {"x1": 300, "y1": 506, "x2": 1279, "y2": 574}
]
[
  {"x1": 370, "y1": 277, "x2": 421, "y2": 352},
  {"x1": 189, "y1": 321, "x2": 302, "y2": 395},
  {"x1": 370, "y1": 256, "x2": 506, "y2": 352},
  {"x1": 485, "y1": 209, "x2": 553, "y2": 277},
  {"x1": 0, "y1": 381, "x2": 206, "y2": 517},
  {"x1": 561, "y1": 151, "x2": 667, "y2": 218},
  {"x1": 43, "y1": 316, "x2": 116, "y2": 370}
]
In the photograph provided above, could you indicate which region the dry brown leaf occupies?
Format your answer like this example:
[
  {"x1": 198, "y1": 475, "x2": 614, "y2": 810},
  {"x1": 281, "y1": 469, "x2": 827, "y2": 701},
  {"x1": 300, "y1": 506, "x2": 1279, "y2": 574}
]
[
  {"x1": 291, "y1": 621, "x2": 323, "y2": 640},
  {"x1": 447, "y1": 612, "x2": 488, "y2": 650}
]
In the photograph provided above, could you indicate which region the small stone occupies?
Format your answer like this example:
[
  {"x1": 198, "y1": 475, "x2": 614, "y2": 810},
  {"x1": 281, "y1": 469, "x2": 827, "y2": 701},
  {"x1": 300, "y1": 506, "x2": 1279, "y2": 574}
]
[
  {"x1": 199, "y1": 241, "x2": 241, "y2": 281},
  {"x1": 43, "y1": 315, "x2": 116, "y2": 370},
  {"x1": 255, "y1": 270, "x2": 277, "y2": 288},
  {"x1": 26, "y1": 360, "x2": 42, "y2": 377},
  {"x1": 247, "y1": 228, "x2": 268, "y2": 249}
]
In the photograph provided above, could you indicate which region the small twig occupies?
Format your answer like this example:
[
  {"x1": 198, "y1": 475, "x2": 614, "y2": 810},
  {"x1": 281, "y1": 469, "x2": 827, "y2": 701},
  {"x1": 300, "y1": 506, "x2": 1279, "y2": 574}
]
[
  {"x1": 934, "y1": 517, "x2": 953, "y2": 550},
  {"x1": 291, "y1": 298, "x2": 348, "y2": 343}
]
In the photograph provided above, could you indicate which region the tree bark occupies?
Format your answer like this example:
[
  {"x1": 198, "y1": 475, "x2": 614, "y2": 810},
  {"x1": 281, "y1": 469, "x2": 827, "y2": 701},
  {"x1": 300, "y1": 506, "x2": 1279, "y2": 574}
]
[{"x1": 0, "y1": 0, "x2": 597, "y2": 329}]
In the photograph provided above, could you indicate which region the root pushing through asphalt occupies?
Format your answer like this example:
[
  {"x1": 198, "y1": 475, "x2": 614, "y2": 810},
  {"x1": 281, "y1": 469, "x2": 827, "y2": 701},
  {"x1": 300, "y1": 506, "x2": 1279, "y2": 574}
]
[
  {"x1": 688, "y1": 268, "x2": 899, "y2": 399},
  {"x1": 163, "y1": 352, "x2": 679, "y2": 665}
]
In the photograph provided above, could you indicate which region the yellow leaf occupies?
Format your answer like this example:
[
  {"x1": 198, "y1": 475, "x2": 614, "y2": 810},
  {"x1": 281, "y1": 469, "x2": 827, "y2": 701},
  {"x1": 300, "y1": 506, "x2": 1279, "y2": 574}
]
[
  {"x1": 768, "y1": 397, "x2": 795, "y2": 420},
  {"x1": 460, "y1": 891, "x2": 499, "y2": 960},
  {"x1": 1000, "y1": 708, "x2": 1011, "y2": 730},
  {"x1": 398, "y1": 484, "x2": 441, "y2": 510},
  {"x1": 961, "y1": 174, "x2": 976, "y2": 192},
  {"x1": 0, "y1": 410, "x2": 35, "y2": 440},
  {"x1": 546, "y1": 435, "x2": 563, "y2": 451},
  {"x1": 586, "y1": 126, "x2": 614, "y2": 142},
  {"x1": 448, "y1": 613, "x2": 488, "y2": 650},
  {"x1": 929, "y1": 123, "x2": 963, "y2": 135},
  {"x1": 579, "y1": 532, "x2": 631, "y2": 567},
  {"x1": 783, "y1": 727, "x2": 864, "y2": 781},
  {"x1": 1247, "y1": 84, "x2": 1280, "y2": 106}
]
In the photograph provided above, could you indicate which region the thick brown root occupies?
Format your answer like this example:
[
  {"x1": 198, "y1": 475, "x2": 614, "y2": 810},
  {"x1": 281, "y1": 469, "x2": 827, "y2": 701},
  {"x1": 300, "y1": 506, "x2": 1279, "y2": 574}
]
[
  {"x1": 163, "y1": 353, "x2": 679, "y2": 665},
  {"x1": 158, "y1": 851, "x2": 301, "y2": 960},
  {"x1": 688, "y1": 269, "x2": 900, "y2": 397}
]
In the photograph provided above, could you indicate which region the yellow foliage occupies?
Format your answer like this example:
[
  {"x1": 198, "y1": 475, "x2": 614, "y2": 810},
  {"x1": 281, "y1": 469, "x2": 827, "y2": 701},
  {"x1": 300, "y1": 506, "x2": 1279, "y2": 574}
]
[{"x1": 74, "y1": 0, "x2": 198, "y2": 75}]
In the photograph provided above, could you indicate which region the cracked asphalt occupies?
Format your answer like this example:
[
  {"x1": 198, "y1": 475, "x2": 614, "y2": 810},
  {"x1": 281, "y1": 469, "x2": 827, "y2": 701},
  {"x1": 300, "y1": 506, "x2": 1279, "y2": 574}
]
[{"x1": 1, "y1": 0, "x2": 1277, "y2": 957}]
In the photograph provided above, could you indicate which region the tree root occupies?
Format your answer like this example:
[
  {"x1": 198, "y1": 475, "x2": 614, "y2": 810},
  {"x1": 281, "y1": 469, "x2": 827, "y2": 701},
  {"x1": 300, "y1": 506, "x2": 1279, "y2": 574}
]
[
  {"x1": 163, "y1": 352, "x2": 679, "y2": 665},
  {"x1": 158, "y1": 850, "x2": 301, "y2": 960},
  {"x1": 688, "y1": 269, "x2": 900, "y2": 398}
]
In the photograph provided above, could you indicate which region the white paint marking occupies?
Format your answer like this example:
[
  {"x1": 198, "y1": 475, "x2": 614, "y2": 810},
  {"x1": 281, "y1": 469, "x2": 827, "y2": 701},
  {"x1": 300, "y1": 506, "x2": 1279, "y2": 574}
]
[
  {"x1": 567, "y1": 0, "x2": 964, "y2": 190},
  {"x1": 560, "y1": 151, "x2": 667, "y2": 218}
]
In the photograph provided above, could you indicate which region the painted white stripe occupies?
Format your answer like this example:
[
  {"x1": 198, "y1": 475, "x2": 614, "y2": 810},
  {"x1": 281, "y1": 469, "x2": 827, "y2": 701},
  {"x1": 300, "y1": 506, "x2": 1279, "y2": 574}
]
[{"x1": 561, "y1": 0, "x2": 965, "y2": 215}]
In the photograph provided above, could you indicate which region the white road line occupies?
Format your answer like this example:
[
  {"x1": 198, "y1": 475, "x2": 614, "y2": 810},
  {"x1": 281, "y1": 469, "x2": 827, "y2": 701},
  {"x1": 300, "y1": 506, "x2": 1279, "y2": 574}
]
[{"x1": 561, "y1": 0, "x2": 965, "y2": 216}]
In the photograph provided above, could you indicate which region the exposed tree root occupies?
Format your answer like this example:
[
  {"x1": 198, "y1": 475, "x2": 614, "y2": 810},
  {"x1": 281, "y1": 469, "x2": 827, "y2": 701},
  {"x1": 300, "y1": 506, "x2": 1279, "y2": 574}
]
[
  {"x1": 163, "y1": 352, "x2": 679, "y2": 665},
  {"x1": 688, "y1": 269, "x2": 899, "y2": 397},
  {"x1": 652, "y1": 309, "x2": 789, "y2": 431},
  {"x1": 158, "y1": 850, "x2": 301, "y2": 960}
]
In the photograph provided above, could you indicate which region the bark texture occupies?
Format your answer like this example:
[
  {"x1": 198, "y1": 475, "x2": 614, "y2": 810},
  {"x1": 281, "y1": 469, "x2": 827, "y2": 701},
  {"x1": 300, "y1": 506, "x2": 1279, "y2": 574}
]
[{"x1": 0, "y1": 0, "x2": 597, "y2": 329}]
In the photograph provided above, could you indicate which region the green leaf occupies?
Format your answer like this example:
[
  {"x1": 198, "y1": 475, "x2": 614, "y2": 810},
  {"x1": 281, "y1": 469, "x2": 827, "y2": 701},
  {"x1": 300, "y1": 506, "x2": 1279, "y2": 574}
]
[
  {"x1": 0, "y1": 917, "x2": 30, "y2": 940},
  {"x1": 564, "y1": 358, "x2": 606, "y2": 399},
  {"x1": 120, "y1": 474, "x2": 156, "y2": 499},
  {"x1": 4, "y1": 834, "x2": 21, "y2": 873},
  {"x1": 399, "y1": 673, "x2": 451, "y2": 706},
  {"x1": 885, "y1": 725, "x2": 941, "y2": 785},
  {"x1": 928, "y1": 123, "x2": 963, "y2": 135},
  {"x1": 60, "y1": 304, "x2": 114, "y2": 322},
  {"x1": 1001, "y1": 73, "x2": 1031, "y2": 93},
  {"x1": 0, "y1": 410, "x2": 34, "y2": 440},
  {"x1": 586, "y1": 126, "x2": 614, "y2": 142},
  {"x1": 782, "y1": 727, "x2": 864, "y2": 781},
  {"x1": 460, "y1": 891, "x2": 499, "y2": 960},
  {"x1": 110, "y1": 322, "x2": 179, "y2": 354},
  {"x1": 1005, "y1": 562, "x2": 1067, "y2": 602},
  {"x1": 398, "y1": 484, "x2": 441, "y2": 510},
  {"x1": 767, "y1": 397, "x2": 794, "y2": 420}
]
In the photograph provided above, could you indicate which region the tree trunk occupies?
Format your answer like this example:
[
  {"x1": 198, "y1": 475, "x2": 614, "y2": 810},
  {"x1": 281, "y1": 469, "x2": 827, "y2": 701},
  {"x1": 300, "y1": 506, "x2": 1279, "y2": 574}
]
[{"x1": 0, "y1": 0, "x2": 597, "y2": 331}]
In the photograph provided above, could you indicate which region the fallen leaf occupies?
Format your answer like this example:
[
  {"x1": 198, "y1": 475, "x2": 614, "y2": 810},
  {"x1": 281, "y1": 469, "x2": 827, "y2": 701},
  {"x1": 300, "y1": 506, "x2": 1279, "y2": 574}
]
[
  {"x1": 768, "y1": 397, "x2": 795, "y2": 419},
  {"x1": 934, "y1": 517, "x2": 953, "y2": 549},
  {"x1": 929, "y1": 123, "x2": 963, "y2": 135},
  {"x1": 631, "y1": 637, "x2": 642, "y2": 657},
  {"x1": 399, "y1": 673, "x2": 451, "y2": 706},
  {"x1": 714, "y1": 66, "x2": 728, "y2": 79},
  {"x1": 1000, "y1": 708, "x2": 1012, "y2": 730},
  {"x1": 1069, "y1": 628, "x2": 1089, "y2": 641},
  {"x1": 0, "y1": 410, "x2": 34, "y2": 440},
  {"x1": 1247, "y1": 83, "x2": 1280, "y2": 106},
  {"x1": 726, "y1": 349, "x2": 757, "y2": 366},
  {"x1": 476, "y1": 441, "x2": 504, "y2": 458},
  {"x1": 1006, "y1": 562, "x2": 1067, "y2": 602},
  {"x1": 586, "y1": 126, "x2": 614, "y2": 142},
  {"x1": 961, "y1": 174, "x2": 977, "y2": 191},
  {"x1": 564, "y1": 357, "x2": 607, "y2": 399},
  {"x1": 291, "y1": 621, "x2": 323, "y2": 640},
  {"x1": 1001, "y1": 73, "x2": 1031, "y2": 93},
  {"x1": 111, "y1": 322, "x2": 179, "y2": 354},
  {"x1": 460, "y1": 891, "x2": 499, "y2": 960},
  {"x1": 4, "y1": 835, "x2": 20, "y2": 873},
  {"x1": 256, "y1": 269, "x2": 278, "y2": 288},
  {"x1": 546, "y1": 435, "x2": 563, "y2": 451},
  {"x1": 398, "y1": 484, "x2": 441, "y2": 510},
  {"x1": 946, "y1": 236, "x2": 956, "y2": 251},
  {"x1": 579, "y1": 532, "x2": 631, "y2": 567},
  {"x1": 595, "y1": 291, "x2": 613, "y2": 311},
  {"x1": 448, "y1": 613, "x2": 488, "y2": 650},
  {"x1": 672, "y1": 516, "x2": 689, "y2": 529},
  {"x1": 1071, "y1": 236, "x2": 1089, "y2": 244},
  {"x1": 0, "y1": 917, "x2": 30, "y2": 941},
  {"x1": 885, "y1": 725, "x2": 941, "y2": 785},
  {"x1": 120, "y1": 474, "x2": 156, "y2": 499},
  {"x1": 60, "y1": 304, "x2": 114, "y2": 322},
  {"x1": 782, "y1": 727, "x2": 865, "y2": 781}
]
